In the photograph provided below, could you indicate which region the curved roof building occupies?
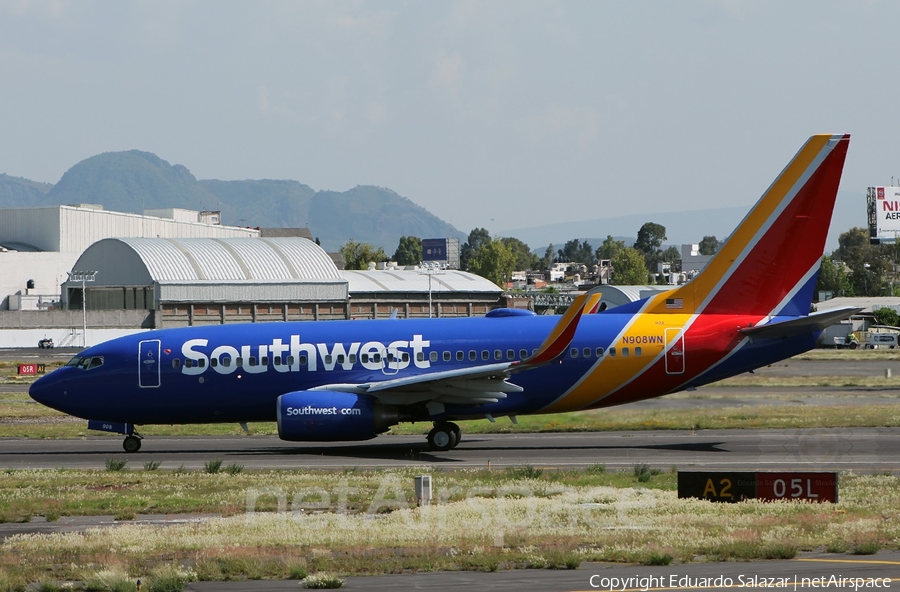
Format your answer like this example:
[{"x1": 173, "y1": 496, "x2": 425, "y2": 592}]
[{"x1": 64, "y1": 238, "x2": 502, "y2": 326}]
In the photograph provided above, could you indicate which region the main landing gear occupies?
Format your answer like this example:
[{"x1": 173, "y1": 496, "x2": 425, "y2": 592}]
[{"x1": 427, "y1": 421, "x2": 461, "y2": 451}]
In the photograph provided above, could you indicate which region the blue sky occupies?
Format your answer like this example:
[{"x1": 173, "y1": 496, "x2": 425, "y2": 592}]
[{"x1": 0, "y1": 1, "x2": 897, "y2": 235}]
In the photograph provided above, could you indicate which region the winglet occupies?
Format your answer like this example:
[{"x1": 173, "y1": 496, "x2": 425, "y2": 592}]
[
  {"x1": 583, "y1": 292, "x2": 603, "y2": 314},
  {"x1": 517, "y1": 292, "x2": 590, "y2": 367}
]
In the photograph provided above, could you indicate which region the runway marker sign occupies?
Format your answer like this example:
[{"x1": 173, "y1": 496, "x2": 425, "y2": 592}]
[{"x1": 678, "y1": 471, "x2": 837, "y2": 503}]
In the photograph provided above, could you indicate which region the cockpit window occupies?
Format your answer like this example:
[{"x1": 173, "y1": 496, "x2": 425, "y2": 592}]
[{"x1": 66, "y1": 356, "x2": 104, "y2": 370}]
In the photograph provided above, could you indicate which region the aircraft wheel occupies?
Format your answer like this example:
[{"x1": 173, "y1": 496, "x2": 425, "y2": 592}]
[
  {"x1": 123, "y1": 435, "x2": 142, "y2": 453},
  {"x1": 427, "y1": 424, "x2": 456, "y2": 451},
  {"x1": 447, "y1": 422, "x2": 462, "y2": 445}
]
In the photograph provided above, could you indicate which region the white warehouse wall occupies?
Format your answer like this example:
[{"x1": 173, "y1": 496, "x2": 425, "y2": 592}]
[{"x1": 0, "y1": 252, "x2": 80, "y2": 310}]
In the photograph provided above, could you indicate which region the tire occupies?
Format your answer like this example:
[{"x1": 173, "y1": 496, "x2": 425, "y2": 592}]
[
  {"x1": 123, "y1": 435, "x2": 142, "y2": 453},
  {"x1": 448, "y1": 422, "x2": 462, "y2": 445},
  {"x1": 427, "y1": 425, "x2": 455, "y2": 451}
]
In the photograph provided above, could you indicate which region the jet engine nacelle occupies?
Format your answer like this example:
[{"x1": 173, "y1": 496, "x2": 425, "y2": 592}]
[{"x1": 276, "y1": 391, "x2": 397, "y2": 442}]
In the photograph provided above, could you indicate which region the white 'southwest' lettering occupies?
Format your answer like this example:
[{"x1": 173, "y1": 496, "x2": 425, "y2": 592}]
[
  {"x1": 285, "y1": 406, "x2": 363, "y2": 417},
  {"x1": 181, "y1": 335, "x2": 432, "y2": 376}
]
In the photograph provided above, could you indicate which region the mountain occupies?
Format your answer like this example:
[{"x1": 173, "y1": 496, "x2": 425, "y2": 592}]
[
  {"x1": 0, "y1": 173, "x2": 53, "y2": 206},
  {"x1": 308, "y1": 186, "x2": 465, "y2": 251},
  {"x1": 11, "y1": 150, "x2": 463, "y2": 253},
  {"x1": 41, "y1": 150, "x2": 221, "y2": 214},
  {"x1": 501, "y1": 190, "x2": 866, "y2": 255},
  {"x1": 199, "y1": 179, "x2": 316, "y2": 229},
  {"x1": 1, "y1": 149, "x2": 865, "y2": 255}
]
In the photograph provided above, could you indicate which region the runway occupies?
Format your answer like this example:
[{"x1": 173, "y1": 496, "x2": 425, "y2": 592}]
[{"x1": 0, "y1": 428, "x2": 896, "y2": 471}]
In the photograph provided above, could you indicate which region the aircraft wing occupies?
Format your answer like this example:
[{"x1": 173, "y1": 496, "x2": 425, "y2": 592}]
[
  {"x1": 311, "y1": 292, "x2": 598, "y2": 408},
  {"x1": 739, "y1": 307, "x2": 862, "y2": 340}
]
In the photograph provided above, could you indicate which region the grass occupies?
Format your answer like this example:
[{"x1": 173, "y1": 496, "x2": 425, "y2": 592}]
[{"x1": 0, "y1": 469, "x2": 895, "y2": 586}]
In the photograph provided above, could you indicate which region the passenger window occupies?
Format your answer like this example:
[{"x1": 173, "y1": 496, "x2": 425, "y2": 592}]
[
  {"x1": 583, "y1": 347, "x2": 591, "y2": 358},
  {"x1": 622, "y1": 347, "x2": 630, "y2": 357},
  {"x1": 402, "y1": 352, "x2": 410, "y2": 362},
  {"x1": 507, "y1": 349, "x2": 514, "y2": 360},
  {"x1": 184, "y1": 358, "x2": 194, "y2": 369},
  {"x1": 349, "y1": 354, "x2": 357, "y2": 364},
  {"x1": 635, "y1": 347, "x2": 642, "y2": 356},
  {"x1": 222, "y1": 357, "x2": 231, "y2": 368},
  {"x1": 430, "y1": 351, "x2": 438, "y2": 362},
  {"x1": 443, "y1": 351, "x2": 451, "y2": 362},
  {"x1": 456, "y1": 351, "x2": 464, "y2": 361},
  {"x1": 172, "y1": 359, "x2": 181, "y2": 369},
  {"x1": 287, "y1": 356, "x2": 295, "y2": 366},
  {"x1": 260, "y1": 356, "x2": 268, "y2": 366},
  {"x1": 337, "y1": 355, "x2": 345, "y2": 364},
  {"x1": 570, "y1": 347, "x2": 578, "y2": 359},
  {"x1": 417, "y1": 352, "x2": 424, "y2": 362},
  {"x1": 609, "y1": 347, "x2": 616, "y2": 357},
  {"x1": 298, "y1": 355, "x2": 307, "y2": 366},
  {"x1": 273, "y1": 356, "x2": 282, "y2": 366},
  {"x1": 236, "y1": 357, "x2": 243, "y2": 368},
  {"x1": 197, "y1": 358, "x2": 206, "y2": 368},
  {"x1": 248, "y1": 357, "x2": 257, "y2": 367},
  {"x1": 325, "y1": 355, "x2": 334, "y2": 365},
  {"x1": 494, "y1": 350, "x2": 502, "y2": 360},
  {"x1": 481, "y1": 350, "x2": 489, "y2": 360},
  {"x1": 596, "y1": 347, "x2": 604, "y2": 357},
  {"x1": 469, "y1": 351, "x2": 476, "y2": 361},
  {"x1": 361, "y1": 353, "x2": 369, "y2": 364},
  {"x1": 210, "y1": 358, "x2": 218, "y2": 368},
  {"x1": 519, "y1": 349, "x2": 528, "y2": 359},
  {"x1": 373, "y1": 353, "x2": 381, "y2": 363}
]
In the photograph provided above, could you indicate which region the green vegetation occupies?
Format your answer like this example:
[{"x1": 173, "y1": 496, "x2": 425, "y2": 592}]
[{"x1": 0, "y1": 469, "x2": 894, "y2": 587}]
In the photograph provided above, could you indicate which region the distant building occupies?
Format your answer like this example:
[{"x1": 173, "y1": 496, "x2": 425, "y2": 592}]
[{"x1": 0, "y1": 204, "x2": 257, "y2": 311}]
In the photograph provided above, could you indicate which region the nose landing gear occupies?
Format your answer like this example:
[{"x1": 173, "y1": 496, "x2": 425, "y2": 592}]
[
  {"x1": 123, "y1": 433, "x2": 143, "y2": 453},
  {"x1": 427, "y1": 421, "x2": 461, "y2": 451}
]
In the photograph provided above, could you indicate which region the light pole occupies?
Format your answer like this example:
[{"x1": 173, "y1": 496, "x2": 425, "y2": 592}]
[
  {"x1": 68, "y1": 271, "x2": 97, "y2": 348},
  {"x1": 417, "y1": 262, "x2": 445, "y2": 318}
]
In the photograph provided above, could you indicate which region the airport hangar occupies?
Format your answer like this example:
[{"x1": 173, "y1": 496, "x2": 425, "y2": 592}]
[
  {"x1": 0, "y1": 204, "x2": 503, "y2": 346},
  {"x1": 63, "y1": 236, "x2": 504, "y2": 328}
]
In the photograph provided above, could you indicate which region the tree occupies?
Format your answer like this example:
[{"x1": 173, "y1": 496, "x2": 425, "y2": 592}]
[
  {"x1": 835, "y1": 227, "x2": 890, "y2": 296},
  {"x1": 816, "y1": 256, "x2": 850, "y2": 297},
  {"x1": 610, "y1": 247, "x2": 650, "y2": 285},
  {"x1": 339, "y1": 239, "x2": 387, "y2": 270},
  {"x1": 557, "y1": 239, "x2": 594, "y2": 264},
  {"x1": 468, "y1": 237, "x2": 516, "y2": 287},
  {"x1": 500, "y1": 236, "x2": 538, "y2": 270},
  {"x1": 634, "y1": 222, "x2": 667, "y2": 255},
  {"x1": 460, "y1": 227, "x2": 491, "y2": 271},
  {"x1": 698, "y1": 235, "x2": 719, "y2": 256},
  {"x1": 634, "y1": 222, "x2": 667, "y2": 272},
  {"x1": 595, "y1": 235, "x2": 625, "y2": 261},
  {"x1": 540, "y1": 243, "x2": 554, "y2": 270},
  {"x1": 392, "y1": 236, "x2": 422, "y2": 266},
  {"x1": 873, "y1": 307, "x2": 900, "y2": 328}
]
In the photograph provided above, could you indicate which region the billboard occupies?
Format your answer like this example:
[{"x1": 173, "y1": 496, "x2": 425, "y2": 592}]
[
  {"x1": 422, "y1": 238, "x2": 460, "y2": 269},
  {"x1": 868, "y1": 186, "x2": 900, "y2": 243}
]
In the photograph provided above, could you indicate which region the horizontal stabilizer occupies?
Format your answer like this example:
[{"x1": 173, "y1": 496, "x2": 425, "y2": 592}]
[{"x1": 740, "y1": 307, "x2": 862, "y2": 340}]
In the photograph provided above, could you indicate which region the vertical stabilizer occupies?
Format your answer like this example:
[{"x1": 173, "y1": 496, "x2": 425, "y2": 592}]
[{"x1": 649, "y1": 134, "x2": 849, "y2": 317}]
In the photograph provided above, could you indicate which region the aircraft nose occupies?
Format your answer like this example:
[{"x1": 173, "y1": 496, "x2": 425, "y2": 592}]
[{"x1": 29, "y1": 370, "x2": 69, "y2": 411}]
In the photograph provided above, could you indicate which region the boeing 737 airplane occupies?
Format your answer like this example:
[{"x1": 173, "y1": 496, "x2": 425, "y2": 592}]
[{"x1": 30, "y1": 134, "x2": 856, "y2": 453}]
